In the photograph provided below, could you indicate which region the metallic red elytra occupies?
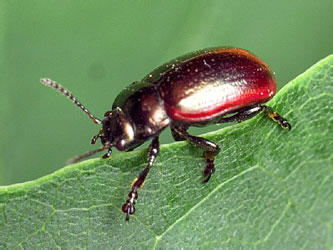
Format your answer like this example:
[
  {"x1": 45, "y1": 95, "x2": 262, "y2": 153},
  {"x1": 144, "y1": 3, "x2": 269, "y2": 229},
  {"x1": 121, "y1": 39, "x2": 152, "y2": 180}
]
[{"x1": 41, "y1": 47, "x2": 291, "y2": 221}]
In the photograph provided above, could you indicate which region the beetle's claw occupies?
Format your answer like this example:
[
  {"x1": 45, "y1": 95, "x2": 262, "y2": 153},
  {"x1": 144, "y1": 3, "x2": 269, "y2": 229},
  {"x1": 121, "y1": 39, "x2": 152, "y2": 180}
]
[
  {"x1": 202, "y1": 168, "x2": 215, "y2": 182},
  {"x1": 282, "y1": 120, "x2": 292, "y2": 131},
  {"x1": 125, "y1": 208, "x2": 130, "y2": 221},
  {"x1": 91, "y1": 135, "x2": 99, "y2": 144},
  {"x1": 202, "y1": 158, "x2": 215, "y2": 183},
  {"x1": 122, "y1": 200, "x2": 135, "y2": 221},
  {"x1": 202, "y1": 174, "x2": 212, "y2": 183},
  {"x1": 122, "y1": 199, "x2": 135, "y2": 221},
  {"x1": 102, "y1": 148, "x2": 112, "y2": 158},
  {"x1": 275, "y1": 117, "x2": 291, "y2": 131},
  {"x1": 122, "y1": 190, "x2": 138, "y2": 221}
]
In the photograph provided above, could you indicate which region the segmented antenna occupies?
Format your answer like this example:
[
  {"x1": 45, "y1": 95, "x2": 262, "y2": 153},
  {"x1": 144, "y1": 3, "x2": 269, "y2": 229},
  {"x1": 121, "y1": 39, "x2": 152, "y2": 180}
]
[{"x1": 40, "y1": 78, "x2": 102, "y2": 125}]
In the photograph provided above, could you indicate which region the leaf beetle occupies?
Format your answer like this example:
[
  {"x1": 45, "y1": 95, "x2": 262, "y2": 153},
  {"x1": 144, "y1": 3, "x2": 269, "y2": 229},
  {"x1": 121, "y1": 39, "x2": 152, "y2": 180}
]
[{"x1": 41, "y1": 47, "x2": 291, "y2": 221}]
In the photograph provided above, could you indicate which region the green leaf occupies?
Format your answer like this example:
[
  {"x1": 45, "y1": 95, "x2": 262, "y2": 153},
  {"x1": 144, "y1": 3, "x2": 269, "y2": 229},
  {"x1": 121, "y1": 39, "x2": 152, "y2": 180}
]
[{"x1": 1, "y1": 55, "x2": 332, "y2": 248}]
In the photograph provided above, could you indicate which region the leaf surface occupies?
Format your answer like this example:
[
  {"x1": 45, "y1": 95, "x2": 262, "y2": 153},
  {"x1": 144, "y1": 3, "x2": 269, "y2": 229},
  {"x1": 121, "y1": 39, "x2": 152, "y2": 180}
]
[{"x1": 0, "y1": 55, "x2": 332, "y2": 248}]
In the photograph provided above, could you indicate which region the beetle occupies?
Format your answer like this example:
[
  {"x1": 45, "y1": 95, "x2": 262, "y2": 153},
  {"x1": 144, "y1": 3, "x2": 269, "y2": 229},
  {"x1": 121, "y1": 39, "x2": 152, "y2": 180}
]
[{"x1": 41, "y1": 47, "x2": 291, "y2": 221}]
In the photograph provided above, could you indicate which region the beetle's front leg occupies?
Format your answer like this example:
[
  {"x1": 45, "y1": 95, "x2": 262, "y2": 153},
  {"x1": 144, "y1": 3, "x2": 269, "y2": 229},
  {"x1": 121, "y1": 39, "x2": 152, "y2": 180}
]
[
  {"x1": 122, "y1": 137, "x2": 159, "y2": 221},
  {"x1": 171, "y1": 126, "x2": 220, "y2": 183}
]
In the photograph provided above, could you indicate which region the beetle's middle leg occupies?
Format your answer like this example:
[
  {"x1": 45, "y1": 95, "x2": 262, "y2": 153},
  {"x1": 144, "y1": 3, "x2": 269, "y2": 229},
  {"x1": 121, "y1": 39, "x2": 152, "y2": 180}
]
[
  {"x1": 122, "y1": 136, "x2": 159, "y2": 221},
  {"x1": 171, "y1": 125, "x2": 220, "y2": 182}
]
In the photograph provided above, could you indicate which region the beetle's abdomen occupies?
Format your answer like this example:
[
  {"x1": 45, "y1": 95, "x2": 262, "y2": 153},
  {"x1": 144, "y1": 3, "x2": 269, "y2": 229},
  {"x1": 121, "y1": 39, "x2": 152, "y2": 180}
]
[{"x1": 157, "y1": 48, "x2": 276, "y2": 122}]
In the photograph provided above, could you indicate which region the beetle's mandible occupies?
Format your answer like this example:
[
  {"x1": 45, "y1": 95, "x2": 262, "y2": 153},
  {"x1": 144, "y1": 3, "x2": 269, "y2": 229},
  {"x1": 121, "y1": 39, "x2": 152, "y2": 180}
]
[{"x1": 41, "y1": 47, "x2": 291, "y2": 221}]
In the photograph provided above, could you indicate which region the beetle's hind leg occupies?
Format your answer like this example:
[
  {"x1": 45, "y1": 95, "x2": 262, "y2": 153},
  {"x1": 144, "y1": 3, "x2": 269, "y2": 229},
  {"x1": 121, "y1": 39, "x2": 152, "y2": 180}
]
[
  {"x1": 171, "y1": 125, "x2": 189, "y2": 141},
  {"x1": 218, "y1": 105, "x2": 291, "y2": 130},
  {"x1": 171, "y1": 126, "x2": 220, "y2": 182},
  {"x1": 262, "y1": 106, "x2": 291, "y2": 130}
]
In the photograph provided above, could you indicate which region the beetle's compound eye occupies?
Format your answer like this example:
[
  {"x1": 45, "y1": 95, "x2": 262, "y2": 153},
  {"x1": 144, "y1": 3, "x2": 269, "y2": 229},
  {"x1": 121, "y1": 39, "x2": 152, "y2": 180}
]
[
  {"x1": 116, "y1": 139, "x2": 127, "y2": 151},
  {"x1": 113, "y1": 116, "x2": 135, "y2": 151},
  {"x1": 104, "y1": 111, "x2": 112, "y2": 117}
]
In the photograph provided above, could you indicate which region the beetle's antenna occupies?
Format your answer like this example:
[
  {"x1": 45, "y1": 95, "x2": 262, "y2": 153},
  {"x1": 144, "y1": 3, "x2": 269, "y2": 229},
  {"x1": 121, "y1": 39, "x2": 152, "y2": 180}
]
[
  {"x1": 67, "y1": 145, "x2": 107, "y2": 164},
  {"x1": 40, "y1": 78, "x2": 102, "y2": 125}
]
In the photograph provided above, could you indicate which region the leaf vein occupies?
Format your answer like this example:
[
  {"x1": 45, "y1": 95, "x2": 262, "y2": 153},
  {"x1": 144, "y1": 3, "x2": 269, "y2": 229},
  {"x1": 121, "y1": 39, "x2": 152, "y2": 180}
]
[{"x1": 153, "y1": 165, "x2": 259, "y2": 248}]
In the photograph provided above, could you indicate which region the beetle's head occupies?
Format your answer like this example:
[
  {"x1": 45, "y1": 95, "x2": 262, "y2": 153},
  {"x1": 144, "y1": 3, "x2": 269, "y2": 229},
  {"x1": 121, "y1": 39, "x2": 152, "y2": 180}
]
[
  {"x1": 40, "y1": 78, "x2": 138, "y2": 163},
  {"x1": 99, "y1": 107, "x2": 135, "y2": 152}
]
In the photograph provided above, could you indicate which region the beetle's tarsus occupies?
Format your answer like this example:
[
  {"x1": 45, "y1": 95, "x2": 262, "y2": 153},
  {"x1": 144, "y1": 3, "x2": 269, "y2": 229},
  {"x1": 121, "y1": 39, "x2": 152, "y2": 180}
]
[
  {"x1": 283, "y1": 121, "x2": 292, "y2": 131},
  {"x1": 202, "y1": 169, "x2": 213, "y2": 182},
  {"x1": 122, "y1": 194, "x2": 136, "y2": 221},
  {"x1": 263, "y1": 106, "x2": 292, "y2": 131},
  {"x1": 91, "y1": 133, "x2": 102, "y2": 144},
  {"x1": 102, "y1": 148, "x2": 112, "y2": 158},
  {"x1": 273, "y1": 114, "x2": 292, "y2": 131},
  {"x1": 202, "y1": 174, "x2": 211, "y2": 183},
  {"x1": 202, "y1": 152, "x2": 216, "y2": 183}
]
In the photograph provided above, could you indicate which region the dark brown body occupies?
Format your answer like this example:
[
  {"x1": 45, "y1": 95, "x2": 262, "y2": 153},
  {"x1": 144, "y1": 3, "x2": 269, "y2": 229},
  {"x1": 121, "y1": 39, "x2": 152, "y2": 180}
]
[
  {"x1": 143, "y1": 47, "x2": 276, "y2": 124},
  {"x1": 41, "y1": 47, "x2": 291, "y2": 221},
  {"x1": 111, "y1": 47, "x2": 277, "y2": 151}
]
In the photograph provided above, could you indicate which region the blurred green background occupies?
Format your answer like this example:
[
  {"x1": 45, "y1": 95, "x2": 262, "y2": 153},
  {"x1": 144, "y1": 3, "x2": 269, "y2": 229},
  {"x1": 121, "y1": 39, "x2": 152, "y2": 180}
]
[{"x1": 0, "y1": 1, "x2": 332, "y2": 185}]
